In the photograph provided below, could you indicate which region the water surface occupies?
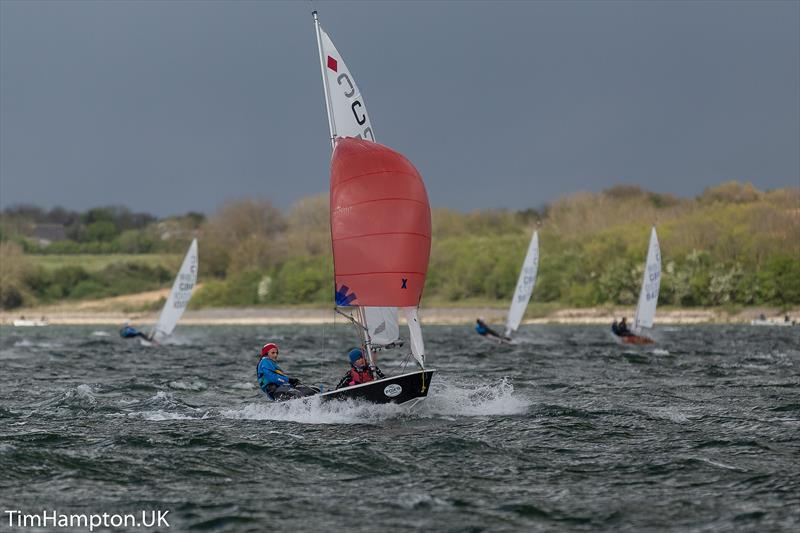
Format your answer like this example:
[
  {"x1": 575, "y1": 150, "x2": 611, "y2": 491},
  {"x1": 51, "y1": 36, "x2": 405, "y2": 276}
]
[{"x1": 1, "y1": 324, "x2": 798, "y2": 531}]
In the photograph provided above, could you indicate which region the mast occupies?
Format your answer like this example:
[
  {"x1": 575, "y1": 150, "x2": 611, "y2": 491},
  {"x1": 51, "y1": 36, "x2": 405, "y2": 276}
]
[{"x1": 313, "y1": 10, "x2": 337, "y2": 148}]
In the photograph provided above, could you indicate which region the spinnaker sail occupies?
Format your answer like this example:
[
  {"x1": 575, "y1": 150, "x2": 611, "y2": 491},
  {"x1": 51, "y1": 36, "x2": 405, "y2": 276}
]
[
  {"x1": 150, "y1": 239, "x2": 198, "y2": 342},
  {"x1": 633, "y1": 227, "x2": 661, "y2": 332},
  {"x1": 330, "y1": 137, "x2": 432, "y2": 308},
  {"x1": 504, "y1": 229, "x2": 539, "y2": 338}
]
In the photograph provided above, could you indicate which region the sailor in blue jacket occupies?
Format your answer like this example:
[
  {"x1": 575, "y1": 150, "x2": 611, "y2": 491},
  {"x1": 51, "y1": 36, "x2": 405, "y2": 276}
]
[
  {"x1": 475, "y1": 318, "x2": 508, "y2": 341},
  {"x1": 120, "y1": 323, "x2": 148, "y2": 340},
  {"x1": 256, "y1": 342, "x2": 317, "y2": 401}
]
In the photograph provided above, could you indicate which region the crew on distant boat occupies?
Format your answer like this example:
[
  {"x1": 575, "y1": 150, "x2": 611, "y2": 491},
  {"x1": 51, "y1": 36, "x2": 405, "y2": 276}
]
[
  {"x1": 475, "y1": 318, "x2": 510, "y2": 342},
  {"x1": 120, "y1": 323, "x2": 148, "y2": 340},
  {"x1": 256, "y1": 342, "x2": 317, "y2": 401},
  {"x1": 335, "y1": 347, "x2": 385, "y2": 390},
  {"x1": 612, "y1": 317, "x2": 633, "y2": 337}
]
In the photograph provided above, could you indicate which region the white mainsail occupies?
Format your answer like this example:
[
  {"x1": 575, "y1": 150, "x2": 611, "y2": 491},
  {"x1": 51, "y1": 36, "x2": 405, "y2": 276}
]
[
  {"x1": 151, "y1": 239, "x2": 198, "y2": 342},
  {"x1": 313, "y1": 12, "x2": 405, "y2": 357},
  {"x1": 633, "y1": 227, "x2": 661, "y2": 332},
  {"x1": 504, "y1": 229, "x2": 539, "y2": 338},
  {"x1": 315, "y1": 17, "x2": 375, "y2": 142}
]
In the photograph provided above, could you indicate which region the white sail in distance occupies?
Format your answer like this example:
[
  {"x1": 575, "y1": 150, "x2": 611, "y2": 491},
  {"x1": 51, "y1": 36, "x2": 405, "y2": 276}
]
[
  {"x1": 633, "y1": 227, "x2": 661, "y2": 332},
  {"x1": 504, "y1": 230, "x2": 539, "y2": 338},
  {"x1": 151, "y1": 239, "x2": 198, "y2": 342}
]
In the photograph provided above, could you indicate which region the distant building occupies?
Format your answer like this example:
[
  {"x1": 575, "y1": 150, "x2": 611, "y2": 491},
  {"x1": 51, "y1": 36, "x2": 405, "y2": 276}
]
[{"x1": 32, "y1": 223, "x2": 66, "y2": 246}]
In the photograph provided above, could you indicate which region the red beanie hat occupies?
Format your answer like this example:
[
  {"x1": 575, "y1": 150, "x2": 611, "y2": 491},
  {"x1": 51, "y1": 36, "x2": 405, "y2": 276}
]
[{"x1": 260, "y1": 342, "x2": 278, "y2": 357}]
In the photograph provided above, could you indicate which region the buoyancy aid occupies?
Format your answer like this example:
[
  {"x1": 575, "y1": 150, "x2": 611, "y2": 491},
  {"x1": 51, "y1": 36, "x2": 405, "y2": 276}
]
[{"x1": 348, "y1": 366, "x2": 374, "y2": 386}]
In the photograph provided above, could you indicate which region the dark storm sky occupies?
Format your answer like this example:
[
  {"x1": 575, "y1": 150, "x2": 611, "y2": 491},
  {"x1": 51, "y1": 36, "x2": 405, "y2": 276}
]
[{"x1": 1, "y1": 0, "x2": 798, "y2": 216}]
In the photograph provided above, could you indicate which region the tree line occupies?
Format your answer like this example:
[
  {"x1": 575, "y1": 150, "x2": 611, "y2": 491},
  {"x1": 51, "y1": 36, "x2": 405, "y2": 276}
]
[{"x1": 1, "y1": 181, "x2": 798, "y2": 310}]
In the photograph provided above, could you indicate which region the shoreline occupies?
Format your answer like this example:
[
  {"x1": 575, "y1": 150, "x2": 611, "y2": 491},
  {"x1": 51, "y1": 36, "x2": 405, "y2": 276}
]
[{"x1": 2, "y1": 305, "x2": 797, "y2": 326}]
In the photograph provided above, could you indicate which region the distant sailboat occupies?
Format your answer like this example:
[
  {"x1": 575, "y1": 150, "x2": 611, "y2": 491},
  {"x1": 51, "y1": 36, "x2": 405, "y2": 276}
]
[
  {"x1": 311, "y1": 11, "x2": 434, "y2": 404},
  {"x1": 148, "y1": 239, "x2": 198, "y2": 343},
  {"x1": 475, "y1": 229, "x2": 539, "y2": 344},
  {"x1": 504, "y1": 229, "x2": 540, "y2": 339},
  {"x1": 750, "y1": 314, "x2": 796, "y2": 326},
  {"x1": 12, "y1": 317, "x2": 48, "y2": 327},
  {"x1": 615, "y1": 227, "x2": 660, "y2": 345}
]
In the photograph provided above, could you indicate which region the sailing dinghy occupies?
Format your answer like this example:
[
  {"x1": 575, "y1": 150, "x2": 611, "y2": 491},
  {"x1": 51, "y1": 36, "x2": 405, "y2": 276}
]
[
  {"x1": 146, "y1": 239, "x2": 198, "y2": 344},
  {"x1": 311, "y1": 12, "x2": 435, "y2": 405},
  {"x1": 476, "y1": 229, "x2": 539, "y2": 344},
  {"x1": 616, "y1": 227, "x2": 660, "y2": 345}
]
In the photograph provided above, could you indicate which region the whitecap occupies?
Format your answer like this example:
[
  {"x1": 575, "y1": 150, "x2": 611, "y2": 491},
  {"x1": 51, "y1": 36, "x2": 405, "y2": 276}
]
[
  {"x1": 131, "y1": 410, "x2": 198, "y2": 421},
  {"x1": 220, "y1": 397, "x2": 404, "y2": 425},
  {"x1": 418, "y1": 377, "x2": 531, "y2": 417},
  {"x1": 168, "y1": 379, "x2": 207, "y2": 391},
  {"x1": 54, "y1": 384, "x2": 98, "y2": 409}
]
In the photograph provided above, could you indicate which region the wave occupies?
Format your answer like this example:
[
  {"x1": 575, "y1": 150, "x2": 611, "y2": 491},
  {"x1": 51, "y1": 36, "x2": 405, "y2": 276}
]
[
  {"x1": 220, "y1": 397, "x2": 404, "y2": 425},
  {"x1": 168, "y1": 379, "x2": 207, "y2": 391},
  {"x1": 129, "y1": 410, "x2": 202, "y2": 421},
  {"x1": 13, "y1": 339, "x2": 63, "y2": 348},
  {"x1": 49, "y1": 384, "x2": 98, "y2": 410}
]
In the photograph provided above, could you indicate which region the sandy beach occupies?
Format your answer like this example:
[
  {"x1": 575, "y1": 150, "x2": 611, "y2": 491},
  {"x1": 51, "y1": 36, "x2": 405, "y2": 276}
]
[{"x1": 1, "y1": 289, "x2": 796, "y2": 326}]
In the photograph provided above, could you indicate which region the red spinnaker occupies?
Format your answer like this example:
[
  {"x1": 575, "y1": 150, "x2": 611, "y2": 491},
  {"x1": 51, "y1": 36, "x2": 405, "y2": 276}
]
[{"x1": 330, "y1": 137, "x2": 431, "y2": 307}]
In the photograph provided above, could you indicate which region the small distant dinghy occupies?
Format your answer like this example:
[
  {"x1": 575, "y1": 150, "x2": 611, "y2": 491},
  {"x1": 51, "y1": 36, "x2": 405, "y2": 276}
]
[
  {"x1": 476, "y1": 229, "x2": 539, "y2": 344},
  {"x1": 307, "y1": 13, "x2": 434, "y2": 405},
  {"x1": 12, "y1": 317, "x2": 48, "y2": 327},
  {"x1": 616, "y1": 227, "x2": 661, "y2": 345},
  {"x1": 144, "y1": 239, "x2": 198, "y2": 344},
  {"x1": 750, "y1": 315, "x2": 796, "y2": 327}
]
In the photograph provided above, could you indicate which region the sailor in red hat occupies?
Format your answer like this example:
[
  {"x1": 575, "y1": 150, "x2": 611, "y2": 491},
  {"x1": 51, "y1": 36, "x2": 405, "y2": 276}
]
[{"x1": 256, "y1": 342, "x2": 317, "y2": 401}]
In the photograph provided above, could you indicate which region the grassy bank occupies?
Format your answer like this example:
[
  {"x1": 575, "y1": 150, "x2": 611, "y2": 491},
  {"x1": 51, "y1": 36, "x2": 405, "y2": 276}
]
[{"x1": 29, "y1": 253, "x2": 181, "y2": 272}]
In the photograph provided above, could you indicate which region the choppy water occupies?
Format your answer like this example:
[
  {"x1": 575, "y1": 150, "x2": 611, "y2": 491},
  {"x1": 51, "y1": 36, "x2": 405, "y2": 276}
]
[{"x1": 1, "y1": 324, "x2": 798, "y2": 532}]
